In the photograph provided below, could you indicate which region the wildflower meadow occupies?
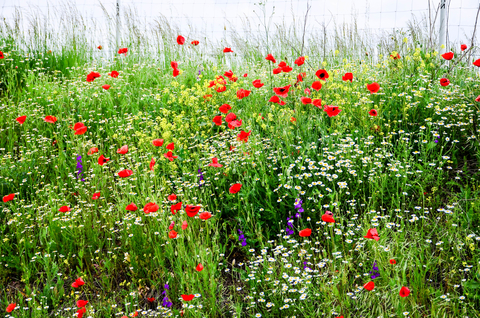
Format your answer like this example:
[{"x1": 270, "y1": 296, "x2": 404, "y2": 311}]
[{"x1": 1, "y1": 14, "x2": 480, "y2": 318}]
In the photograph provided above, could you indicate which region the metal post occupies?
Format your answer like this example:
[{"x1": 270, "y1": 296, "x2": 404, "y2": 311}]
[
  {"x1": 116, "y1": 0, "x2": 120, "y2": 51},
  {"x1": 439, "y1": 0, "x2": 447, "y2": 54}
]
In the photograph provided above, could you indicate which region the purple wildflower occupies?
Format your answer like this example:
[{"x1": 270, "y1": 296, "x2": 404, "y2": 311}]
[
  {"x1": 198, "y1": 168, "x2": 205, "y2": 187},
  {"x1": 238, "y1": 229, "x2": 247, "y2": 246},
  {"x1": 76, "y1": 155, "x2": 85, "y2": 182},
  {"x1": 285, "y1": 217, "x2": 294, "y2": 235},
  {"x1": 303, "y1": 261, "x2": 311, "y2": 271},
  {"x1": 196, "y1": 66, "x2": 203, "y2": 81},
  {"x1": 369, "y1": 261, "x2": 380, "y2": 279},
  {"x1": 161, "y1": 283, "x2": 172, "y2": 308}
]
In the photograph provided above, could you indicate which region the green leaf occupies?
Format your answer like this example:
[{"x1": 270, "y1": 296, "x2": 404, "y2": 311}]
[{"x1": 464, "y1": 280, "x2": 480, "y2": 289}]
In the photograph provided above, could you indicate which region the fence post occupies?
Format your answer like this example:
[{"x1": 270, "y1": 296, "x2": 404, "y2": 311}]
[
  {"x1": 116, "y1": 0, "x2": 121, "y2": 52},
  {"x1": 439, "y1": 0, "x2": 447, "y2": 54}
]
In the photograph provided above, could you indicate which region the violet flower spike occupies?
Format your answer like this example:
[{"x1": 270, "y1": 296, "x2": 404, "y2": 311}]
[
  {"x1": 76, "y1": 155, "x2": 85, "y2": 182},
  {"x1": 198, "y1": 168, "x2": 205, "y2": 187}
]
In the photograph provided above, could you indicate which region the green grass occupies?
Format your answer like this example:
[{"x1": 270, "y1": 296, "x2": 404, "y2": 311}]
[{"x1": 0, "y1": 37, "x2": 480, "y2": 318}]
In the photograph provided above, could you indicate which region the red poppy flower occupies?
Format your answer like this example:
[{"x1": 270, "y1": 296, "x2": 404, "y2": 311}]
[
  {"x1": 171, "y1": 202, "x2": 182, "y2": 214},
  {"x1": 185, "y1": 205, "x2": 201, "y2": 217},
  {"x1": 168, "y1": 194, "x2": 177, "y2": 201},
  {"x1": 225, "y1": 113, "x2": 237, "y2": 123},
  {"x1": 2, "y1": 193, "x2": 15, "y2": 203},
  {"x1": 390, "y1": 53, "x2": 401, "y2": 60},
  {"x1": 88, "y1": 147, "x2": 98, "y2": 155},
  {"x1": 118, "y1": 48, "x2": 128, "y2": 55},
  {"x1": 364, "y1": 228, "x2": 380, "y2": 241},
  {"x1": 152, "y1": 139, "x2": 164, "y2": 147},
  {"x1": 59, "y1": 206, "x2": 71, "y2": 213},
  {"x1": 311, "y1": 81, "x2": 322, "y2": 91},
  {"x1": 170, "y1": 61, "x2": 178, "y2": 69},
  {"x1": 150, "y1": 157, "x2": 155, "y2": 171},
  {"x1": 252, "y1": 79, "x2": 264, "y2": 88},
  {"x1": 199, "y1": 212, "x2": 212, "y2": 220},
  {"x1": 269, "y1": 95, "x2": 280, "y2": 103},
  {"x1": 441, "y1": 52, "x2": 454, "y2": 60},
  {"x1": 16, "y1": 115, "x2": 27, "y2": 124},
  {"x1": 224, "y1": 70, "x2": 234, "y2": 78},
  {"x1": 6, "y1": 303, "x2": 16, "y2": 313},
  {"x1": 177, "y1": 35, "x2": 185, "y2": 45},
  {"x1": 440, "y1": 78, "x2": 450, "y2": 86},
  {"x1": 191, "y1": 40, "x2": 199, "y2": 46},
  {"x1": 315, "y1": 69, "x2": 329, "y2": 80},
  {"x1": 321, "y1": 212, "x2": 335, "y2": 223},
  {"x1": 367, "y1": 82, "x2": 380, "y2": 93},
  {"x1": 273, "y1": 67, "x2": 282, "y2": 74},
  {"x1": 223, "y1": 47, "x2": 233, "y2": 53},
  {"x1": 363, "y1": 281, "x2": 375, "y2": 291},
  {"x1": 216, "y1": 85, "x2": 226, "y2": 93},
  {"x1": 143, "y1": 202, "x2": 159, "y2": 214},
  {"x1": 44, "y1": 115, "x2": 57, "y2": 123},
  {"x1": 73, "y1": 122, "x2": 87, "y2": 135},
  {"x1": 212, "y1": 115, "x2": 222, "y2": 126},
  {"x1": 181, "y1": 294, "x2": 195, "y2": 301},
  {"x1": 164, "y1": 151, "x2": 178, "y2": 161},
  {"x1": 237, "y1": 130, "x2": 251, "y2": 143},
  {"x1": 215, "y1": 75, "x2": 226, "y2": 85},
  {"x1": 299, "y1": 228, "x2": 311, "y2": 237},
  {"x1": 208, "y1": 157, "x2": 223, "y2": 167},
  {"x1": 399, "y1": 286, "x2": 410, "y2": 297},
  {"x1": 203, "y1": 94, "x2": 212, "y2": 99},
  {"x1": 294, "y1": 56, "x2": 305, "y2": 66},
  {"x1": 71, "y1": 277, "x2": 85, "y2": 288},
  {"x1": 77, "y1": 307, "x2": 86, "y2": 318},
  {"x1": 236, "y1": 88, "x2": 251, "y2": 99},
  {"x1": 97, "y1": 45, "x2": 102, "y2": 50},
  {"x1": 169, "y1": 230, "x2": 177, "y2": 238},
  {"x1": 147, "y1": 297, "x2": 155, "y2": 303},
  {"x1": 282, "y1": 65, "x2": 293, "y2": 72},
  {"x1": 389, "y1": 259, "x2": 397, "y2": 265},
  {"x1": 118, "y1": 169, "x2": 133, "y2": 178},
  {"x1": 476, "y1": 95, "x2": 480, "y2": 102},
  {"x1": 110, "y1": 70, "x2": 119, "y2": 78},
  {"x1": 126, "y1": 203, "x2": 138, "y2": 211},
  {"x1": 290, "y1": 117, "x2": 296, "y2": 123},
  {"x1": 304, "y1": 88, "x2": 311, "y2": 95},
  {"x1": 313, "y1": 99, "x2": 322, "y2": 108},
  {"x1": 296, "y1": 72, "x2": 306, "y2": 83},
  {"x1": 243, "y1": 73, "x2": 248, "y2": 77},
  {"x1": 117, "y1": 145, "x2": 128, "y2": 154},
  {"x1": 196, "y1": 263, "x2": 204, "y2": 271},
  {"x1": 98, "y1": 154, "x2": 109, "y2": 165},
  {"x1": 219, "y1": 104, "x2": 231, "y2": 114},
  {"x1": 77, "y1": 300, "x2": 88, "y2": 308},
  {"x1": 229, "y1": 183, "x2": 242, "y2": 194},
  {"x1": 0, "y1": 51, "x2": 4, "y2": 59},
  {"x1": 228, "y1": 119, "x2": 242, "y2": 129},
  {"x1": 300, "y1": 97, "x2": 312, "y2": 105},
  {"x1": 86, "y1": 71, "x2": 101, "y2": 82},
  {"x1": 273, "y1": 85, "x2": 291, "y2": 98},
  {"x1": 102, "y1": 84, "x2": 110, "y2": 90},
  {"x1": 342, "y1": 72, "x2": 353, "y2": 82},
  {"x1": 369, "y1": 109, "x2": 378, "y2": 117},
  {"x1": 182, "y1": 220, "x2": 188, "y2": 230},
  {"x1": 324, "y1": 105, "x2": 342, "y2": 117},
  {"x1": 92, "y1": 192, "x2": 101, "y2": 200},
  {"x1": 166, "y1": 142, "x2": 174, "y2": 150},
  {"x1": 265, "y1": 54, "x2": 276, "y2": 63},
  {"x1": 461, "y1": 44, "x2": 467, "y2": 51},
  {"x1": 172, "y1": 68, "x2": 180, "y2": 77}
]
